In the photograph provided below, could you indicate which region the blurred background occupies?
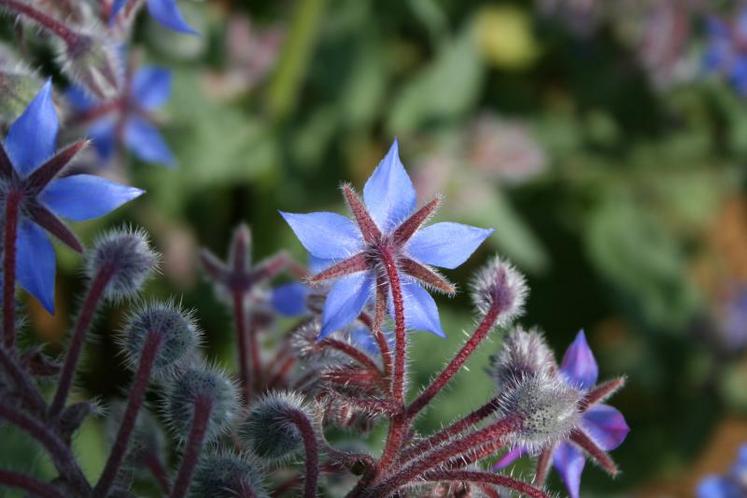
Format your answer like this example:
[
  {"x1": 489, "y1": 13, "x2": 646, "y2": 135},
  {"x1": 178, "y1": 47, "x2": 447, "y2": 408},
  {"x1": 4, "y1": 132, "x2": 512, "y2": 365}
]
[{"x1": 4, "y1": 0, "x2": 747, "y2": 496}]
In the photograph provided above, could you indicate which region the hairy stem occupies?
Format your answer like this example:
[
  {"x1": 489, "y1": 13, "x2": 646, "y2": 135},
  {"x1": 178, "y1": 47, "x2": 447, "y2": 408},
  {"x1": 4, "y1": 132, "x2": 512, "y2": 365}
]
[
  {"x1": 49, "y1": 265, "x2": 114, "y2": 418},
  {"x1": 399, "y1": 396, "x2": 500, "y2": 463},
  {"x1": 422, "y1": 470, "x2": 549, "y2": 498},
  {"x1": 248, "y1": 313, "x2": 263, "y2": 391},
  {"x1": 407, "y1": 302, "x2": 501, "y2": 417},
  {"x1": 143, "y1": 451, "x2": 171, "y2": 494},
  {"x1": 0, "y1": 469, "x2": 65, "y2": 498},
  {"x1": 169, "y1": 396, "x2": 213, "y2": 498},
  {"x1": 320, "y1": 337, "x2": 382, "y2": 375},
  {"x1": 0, "y1": 346, "x2": 46, "y2": 413},
  {"x1": 288, "y1": 409, "x2": 319, "y2": 498},
  {"x1": 0, "y1": 0, "x2": 80, "y2": 46},
  {"x1": 3, "y1": 190, "x2": 20, "y2": 349},
  {"x1": 93, "y1": 331, "x2": 163, "y2": 498},
  {"x1": 233, "y1": 291, "x2": 252, "y2": 403},
  {"x1": 0, "y1": 404, "x2": 89, "y2": 493},
  {"x1": 371, "y1": 416, "x2": 519, "y2": 497}
]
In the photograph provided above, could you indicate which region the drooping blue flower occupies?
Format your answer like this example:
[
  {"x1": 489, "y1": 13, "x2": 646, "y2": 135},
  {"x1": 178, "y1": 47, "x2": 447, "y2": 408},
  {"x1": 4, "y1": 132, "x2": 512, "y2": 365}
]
[
  {"x1": 0, "y1": 81, "x2": 144, "y2": 312},
  {"x1": 111, "y1": 0, "x2": 198, "y2": 35},
  {"x1": 703, "y1": 10, "x2": 747, "y2": 95},
  {"x1": 281, "y1": 140, "x2": 493, "y2": 339},
  {"x1": 495, "y1": 330, "x2": 629, "y2": 498},
  {"x1": 67, "y1": 65, "x2": 175, "y2": 167},
  {"x1": 271, "y1": 282, "x2": 310, "y2": 317},
  {"x1": 697, "y1": 445, "x2": 747, "y2": 498}
]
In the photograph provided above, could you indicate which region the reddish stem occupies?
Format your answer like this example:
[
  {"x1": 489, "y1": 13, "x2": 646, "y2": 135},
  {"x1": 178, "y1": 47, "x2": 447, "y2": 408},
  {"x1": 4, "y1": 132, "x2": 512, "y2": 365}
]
[
  {"x1": 0, "y1": 469, "x2": 65, "y2": 498},
  {"x1": 0, "y1": 0, "x2": 80, "y2": 46},
  {"x1": 372, "y1": 275, "x2": 391, "y2": 378},
  {"x1": 3, "y1": 190, "x2": 21, "y2": 349},
  {"x1": 407, "y1": 301, "x2": 501, "y2": 417},
  {"x1": 422, "y1": 470, "x2": 549, "y2": 498},
  {"x1": 0, "y1": 343, "x2": 46, "y2": 413},
  {"x1": 49, "y1": 265, "x2": 114, "y2": 418},
  {"x1": 375, "y1": 245, "x2": 408, "y2": 474},
  {"x1": 371, "y1": 416, "x2": 520, "y2": 497},
  {"x1": 169, "y1": 395, "x2": 213, "y2": 498},
  {"x1": 320, "y1": 337, "x2": 382, "y2": 375},
  {"x1": 0, "y1": 403, "x2": 89, "y2": 493},
  {"x1": 233, "y1": 291, "x2": 252, "y2": 403},
  {"x1": 533, "y1": 446, "x2": 554, "y2": 486},
  {"x1": 399, "y1": 396, "x2": 500, "y2": 463},
  {"x1": 266, "y1": 355, "x2": 296, "y2": 389},
  {"x1": 93, "y1": 332, "x2": 163, "y2": 498},
  {"x1": 288, "y1": 409, "x2": 319, "y2": 498},
  {"x1": 143, "y1": 451, "x2": 171, "y2": 494}
]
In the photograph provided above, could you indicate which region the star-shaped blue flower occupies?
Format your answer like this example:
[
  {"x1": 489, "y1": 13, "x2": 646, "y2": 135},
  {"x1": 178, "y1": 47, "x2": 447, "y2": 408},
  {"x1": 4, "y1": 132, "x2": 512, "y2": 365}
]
[
  {"x1": 281, "y1": 140, "x2": 493, "y2": 339},
  {"x1": 698, "y1": 445, "x2": 747, "y2": 498},
  {"x1": 1, "y1": 81, "x2": 144, "y2": 312},
  {"x1": 704, "y1": 10, "x2": 747, "y2": 95},
  {"x1": 495, "y1": 331, "x2": 629, "y2": 498},
  {"x1": 112, "y1": 0, "x2": 197, "y2": 35},
  {"x1": 67, "y1": 66, "x2": 175, "y2": 168}
]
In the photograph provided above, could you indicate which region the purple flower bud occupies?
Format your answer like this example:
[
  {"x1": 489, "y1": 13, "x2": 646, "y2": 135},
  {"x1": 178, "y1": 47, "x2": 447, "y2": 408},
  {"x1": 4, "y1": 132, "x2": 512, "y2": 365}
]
[
  {"x1": 119, "y1": 301, "x2": 200, "y2": 378},
  {"x1": 192, "y1": 452, "x2": 269, "y2": 498},
  {"x1": 497, "y1": 372, "x2": 582, "y2": 452},
  {"x1": 470, "y1": 256, "x2": 528, "y2": 325},
  {"x1": 489, "y1": 326, "x2": 557, "y2": 389},
  {"x1": 164, "y1": 367, "x2": 237, "y2": 442},
  {"x1": 239, "y1": 391, "x2": 311, "y2": 462},
  {"x1": 86, "y1": 227, "x2": 158, "y2": 301}
]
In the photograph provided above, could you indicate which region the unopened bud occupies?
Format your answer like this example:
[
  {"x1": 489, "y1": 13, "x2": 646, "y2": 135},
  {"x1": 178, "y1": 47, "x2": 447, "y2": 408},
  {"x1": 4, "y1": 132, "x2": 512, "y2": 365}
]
[
  {"x1": 239, "y1": 391, "x2": 310, "y2": 462},
  {"x1": 191, "y1": 452, "x2": 269, "y2": 498},
  {"x1": 470, "y1": 256, "x2": 527, "y2": 326}
]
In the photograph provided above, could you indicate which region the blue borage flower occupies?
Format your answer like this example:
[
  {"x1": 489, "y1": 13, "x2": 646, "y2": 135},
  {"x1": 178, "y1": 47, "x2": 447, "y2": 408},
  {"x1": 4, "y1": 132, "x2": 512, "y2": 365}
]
[
  {"x1": 281, "y1": 139, "x2": 493, "y2": 339},
  {"x1": 704, "y1": 9, "x2": 747, "y2": 95},
  {"x1": 67, "y1": 65, "x2": 175, "y2": 167},
  {"x1": 698, "y1": 445, "x2": 747, "y2": 498},
  {"x1": 495, "y1": 331, "x2": 629, "y2": 498},
  {"x1": 0, "y1": 81, "x2": 143, "y2": 312},
  {"x1": 111, "y1": 0, "x2": 198, "y2": 35}
]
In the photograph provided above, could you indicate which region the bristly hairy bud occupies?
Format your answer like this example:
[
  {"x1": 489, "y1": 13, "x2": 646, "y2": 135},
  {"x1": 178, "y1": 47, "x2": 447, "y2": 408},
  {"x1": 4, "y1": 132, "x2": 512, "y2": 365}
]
[
  {"x1": 191, "y1": 452, "x2": 269, "y2": 498},
  {"x1": 54, "y1": 23, "x2": 122, "y2": 99},
  {"x1": 489, "y1": 327, "x2": 557, "y2": 389},
  {"x1": 497, "y1": 372, "x2": 581, "y2": 452},
  {"x1": 86, "y1": 228, "x2": 158, "y2": 301},
  {"x1": 165, "y1": 367, "x2": 238, "y2": 442},
  {"x1": 119, "y1": 301, "x2": 199, "y2": 378},
  {"x1": 239, "y1": 391, "x2": 310, "y2": 462},
  {"x1": 470, "y1": 256, "x2": 528, "y2": 325},
  {"x1": 0, "y1": 45, "x2": 42, "y2": 122}
]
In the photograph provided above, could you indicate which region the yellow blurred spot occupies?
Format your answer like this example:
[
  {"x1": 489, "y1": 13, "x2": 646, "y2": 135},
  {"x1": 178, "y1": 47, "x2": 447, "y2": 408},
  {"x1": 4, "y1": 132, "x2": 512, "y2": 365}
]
[{"x1": 473, "y1": 5, "x2": 540, "y2": 70}]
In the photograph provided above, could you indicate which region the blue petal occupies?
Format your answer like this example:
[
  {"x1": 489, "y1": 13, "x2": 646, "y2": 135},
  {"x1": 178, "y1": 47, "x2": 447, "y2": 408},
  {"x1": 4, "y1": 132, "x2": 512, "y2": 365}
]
[
  {"x1": 5, "y1": 81, "x2": 58, "y2": 176},
  {"x1": 320, "y1": 272, "x2": 373, "y2": 338},
  {"x1": 582, "y1": 404, "x2": 629, "y2": 451},
  {"x1": 492, "y1": 447, "x2": 524, "y2": 470},
  {"x1": 560, "y1": 330, "x2": 599, "y2": 389},
  {"x1": 124, "y1": 117, "x2": 176, "y2": 167},
  {"x1": 16, "y1": 220, "x2": 56, "y2": 313},
  {"x1": 132, "y1": 67, "x2": 171, "y2": 109},
  {"x1": 271, "y1": 283, "x2": 309, "y2": 317},
  {"x1": 280, "y1": 211, "x2": 363, "y2": 260},
  {"x1": 730, "y1": 58, "x2": 747, "y2": 95},
  {"x1": 66, "y1": 85, "x2": 98, "y2": 112},
  {"x1": 697, "y1": 476, "x2": 742, "y2": 498},
  {"x1": 146, "y1": 0, "x2": 198, "y2": 34},
  {"x1": 88, "y1": 118, "x2": 118, "y2": 160},
  {"x1": 406, "y1": 222, "x2": 493, "y2": 270},
  {"x1": 350, "y1": 327, "x2": 394, "y2": 355},
  {"x1": 389, "y1": 280, "x2": 444, "y2": 337},
  {"x1": 40, "y1": 175, "x2": 144, "y2": 221},
  {"x1": 733, "y1": 445, "x2": 747, "y2": 474},
  {"x1": 737, "y1": 8, "x2": 747, "y2": 42},
  {"x1": 553, "y1": 443, "x2": 586, "y2": 498},
  {"x1": 362, "y1": 139, "x2": 417, "y2": 232}
]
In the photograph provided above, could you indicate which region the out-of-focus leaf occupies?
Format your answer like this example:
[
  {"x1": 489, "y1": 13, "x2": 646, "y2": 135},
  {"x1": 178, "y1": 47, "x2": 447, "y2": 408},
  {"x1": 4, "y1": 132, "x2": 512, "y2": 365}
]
[
  {"x1": 585, "y1": 192, "x2": 701, "y2": 328},
  {"x1": 340, "y1": 36, "x2": 387, "y2": 128},
  {"x1": 388, "y1": 28, "x2": 484, "y2": 133},
  {"x1": 472, "y1": 5, "x2": 540, "y2": 69}
]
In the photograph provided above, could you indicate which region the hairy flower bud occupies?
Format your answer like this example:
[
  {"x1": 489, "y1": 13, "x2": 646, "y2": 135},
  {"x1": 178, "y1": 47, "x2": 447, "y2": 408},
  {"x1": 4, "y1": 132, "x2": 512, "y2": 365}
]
[
  {"x1": 165, "y1": 367, "x2": 237, "y2": 442},
  {"x1": 119, "y1": 301, "x2": 199, "y2": 378},
  {"x1": 55, "y1": 24, "x2": 122, "y2": 99},
  {"x1": 191, "y1": 452, "x2": 269, "y2": 498},
  {"x1": 489, "y1": 326, "x2": 557, "y2": 389},
  {"x1": 497, "y1": 372, "x2": 581, "y2": 452},
  {"x1": 239, "y1": 391, "x2": 309, "y2": 462},
  {"x1": 87, "y1": 228, "x2": 158, "y2": 301},
  {"x1": 470, "y1": 256, "x2": 527, "y2": 325}
]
